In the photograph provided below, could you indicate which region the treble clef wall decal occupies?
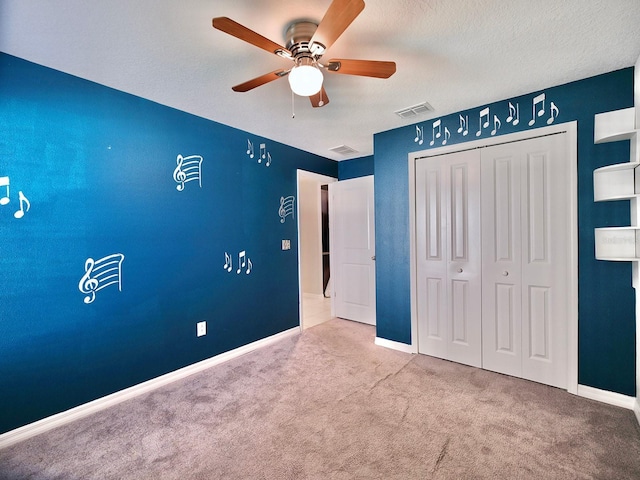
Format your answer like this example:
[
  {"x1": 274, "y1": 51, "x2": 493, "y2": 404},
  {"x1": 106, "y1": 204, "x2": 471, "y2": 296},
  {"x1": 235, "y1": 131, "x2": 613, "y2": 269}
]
[
  {"x1": 78, "y1": 258, "x2": 100, "y2": 304},
  {"x1": 173, "y1": 154, "x2": 187, "y2": 191}
]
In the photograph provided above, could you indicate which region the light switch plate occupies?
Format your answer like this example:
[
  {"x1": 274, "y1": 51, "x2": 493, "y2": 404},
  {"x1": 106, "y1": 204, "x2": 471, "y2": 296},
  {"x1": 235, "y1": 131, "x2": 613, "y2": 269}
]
[{"x1": 282, "y1": 239, "x2": 291, "y2": 250}]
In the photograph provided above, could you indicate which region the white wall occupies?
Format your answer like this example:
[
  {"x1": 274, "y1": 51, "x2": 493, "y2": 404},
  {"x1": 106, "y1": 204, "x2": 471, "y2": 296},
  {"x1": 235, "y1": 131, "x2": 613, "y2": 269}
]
[{"x1": 299, "y1": 178, "x2": 323, "y2": 295}]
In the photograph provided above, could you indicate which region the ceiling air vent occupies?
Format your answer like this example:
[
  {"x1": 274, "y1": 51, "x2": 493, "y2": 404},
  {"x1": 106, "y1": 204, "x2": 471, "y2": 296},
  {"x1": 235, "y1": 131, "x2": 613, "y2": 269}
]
[
  {"x1": 329, "y1": 145, "x2": 359, "y2": 156},
  {"x1": 394, "y1": 102, "x2": 434, "y2": 119}
]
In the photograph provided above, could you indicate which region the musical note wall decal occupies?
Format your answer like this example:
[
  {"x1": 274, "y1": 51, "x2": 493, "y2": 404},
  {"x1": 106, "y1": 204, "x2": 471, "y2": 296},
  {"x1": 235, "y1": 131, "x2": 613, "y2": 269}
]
[
  {"x1": 491, "y1": 115, "x2": 501, "y2": 136},
  {"x1": 223, "y1": 252, "x2": 233, "y2": 272},
  {"x1": 442, "y1": 127, "x2": 451, "y2": 146},
  {"x1": 414, "y1": 125, "x2": 424, "y2": 145},
  {"x1": 236, "y1": 250, "x2": 246, "y2": 274},
  {"x1": 173, "y1": 154, "x2": 203, "y2": 191},
  {"x1": 14, "y1": 191, "x2": 30, "y2": 219},
  {"x1": 78, "y1": 253, "x2": 125, "y2": 304},
  {"x1": 279, "y1": 196, "x2": 295, "y2": 223},
  {"x1": 457, "y1": 115, "x2": 469, "y2": 136},
  {"x1": 248, "y1": 139, "x2": 273, "y2": 167},
  {"x1": 259, "y1": 143, "x2": 266, "y2": 163},
  {"x1": 429, "y1": 119, "x2": 442, "y2": 146},
  {"x1": 528, "y1": 93, "x2": 546, "y2": 126},
  {"x1": 0, "y1": 176, "x2": 9, "y2": 206},
  {"x1": 223, "y1": 250, "x2": 253, "y2": 275},
  {"x1": 547, "y1": 101, "x2": 559, "y2": 124},
  {"x1": 407, "y1": 93, "x2": 560, "y2": 149},
  {"x1": 476, "y1": 107, "x2": 490, "y2": 137},
  {"x1": 506, "y1": 102, "x2": 520, "y2": 126},
  {"x1": 0, "y1": 176, "x2": 31, "y2": 220}
]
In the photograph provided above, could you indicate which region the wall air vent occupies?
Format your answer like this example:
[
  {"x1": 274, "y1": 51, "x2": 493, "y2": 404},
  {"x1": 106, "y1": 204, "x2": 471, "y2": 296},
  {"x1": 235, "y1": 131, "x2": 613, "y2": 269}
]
[
  {"x1": 394, "y1": 102, "x2": 434, "y2": 118},
  {"x1": 329, "y1": 145, "x2": 359, "y2": 156}
]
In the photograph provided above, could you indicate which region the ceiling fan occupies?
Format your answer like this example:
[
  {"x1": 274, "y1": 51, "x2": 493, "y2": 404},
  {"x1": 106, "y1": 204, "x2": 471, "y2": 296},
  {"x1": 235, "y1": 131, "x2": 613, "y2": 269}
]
[{"x1": 212, "y1": 0, "x2": 396, "y2": 108}]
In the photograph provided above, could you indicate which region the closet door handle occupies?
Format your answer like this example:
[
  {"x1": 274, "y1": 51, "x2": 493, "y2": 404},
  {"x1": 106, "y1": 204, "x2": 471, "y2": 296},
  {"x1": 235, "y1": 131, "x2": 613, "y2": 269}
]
[
  {"x1": 502, "y1": 271, "x2": 509, "y2": 276},
  {"x1": 371, "y1": 256, "x2": 376, "y2": 261},
  {"x1": 457, "y1": 268, "x2": 463, "y2": 273}
]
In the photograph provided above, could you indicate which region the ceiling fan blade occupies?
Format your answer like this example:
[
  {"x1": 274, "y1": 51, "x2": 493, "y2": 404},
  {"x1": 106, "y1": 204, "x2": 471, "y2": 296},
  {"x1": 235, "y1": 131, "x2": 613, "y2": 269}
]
[
  {"x1": 232, "y1": 69, "x2": 289, "y2": 92},
  {"x1": 326, "y1": 59, "x2": 396, "y2": 78},
  {"x1": 310, "y1": 0, "x2": 365, "y2": 52},
  {"x1": 213, "y1": 17, "x2": 292, "y2": 58},
  {"x1": 309, "y1": 87, "x2": 330, "y2": 108}
]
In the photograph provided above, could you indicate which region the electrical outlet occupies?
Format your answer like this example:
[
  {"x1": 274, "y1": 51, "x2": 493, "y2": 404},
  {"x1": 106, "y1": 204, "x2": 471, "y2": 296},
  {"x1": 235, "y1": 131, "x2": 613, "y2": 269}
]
[
  {"x1": 282, "y1": 239, "x2": 291, "y2": 250},
  {"x1": 196, "y1": 321, "x2": 207, "y2": 337}
]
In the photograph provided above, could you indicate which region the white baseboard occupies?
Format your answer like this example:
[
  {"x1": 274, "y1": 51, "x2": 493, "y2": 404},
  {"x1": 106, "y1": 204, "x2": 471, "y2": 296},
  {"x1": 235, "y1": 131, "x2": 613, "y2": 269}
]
[
  {"x1": 0, "y1": 327, "x2": 301, "y2": 450},
  {"x1": 634, "y1": 399, "x2": 640, "y2": 426},
  {"x1": 375, "y1": 336, "x2": 417, "y2": 354},
  {"x1": 577, "y1": 384, "x2": 636, "y2": 410}
]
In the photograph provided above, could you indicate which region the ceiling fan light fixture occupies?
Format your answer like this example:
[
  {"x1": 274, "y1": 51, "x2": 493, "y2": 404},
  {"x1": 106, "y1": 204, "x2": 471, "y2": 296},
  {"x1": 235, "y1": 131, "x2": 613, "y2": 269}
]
[{"x1": 288, "y1": 61, "x2": 323, "y2": 97}]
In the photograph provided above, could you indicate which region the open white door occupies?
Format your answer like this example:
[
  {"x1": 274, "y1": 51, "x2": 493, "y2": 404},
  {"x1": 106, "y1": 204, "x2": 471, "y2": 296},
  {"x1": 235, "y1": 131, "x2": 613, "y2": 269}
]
[{"x1": 329, "y1": 176, "x2": 376, "y2": 325}]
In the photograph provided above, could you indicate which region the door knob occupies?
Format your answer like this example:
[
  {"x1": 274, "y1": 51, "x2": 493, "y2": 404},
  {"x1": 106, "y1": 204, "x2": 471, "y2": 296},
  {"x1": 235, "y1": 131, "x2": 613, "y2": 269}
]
[
  {"x1": 457, "y1": 268, "x2": 463, "y2": 273},
  {"x1": 371, "y1": 256, "x2": 376, "y2": 261},
  {"x1": 502, "y1": 271, "x2": 509, "y2": 276}
]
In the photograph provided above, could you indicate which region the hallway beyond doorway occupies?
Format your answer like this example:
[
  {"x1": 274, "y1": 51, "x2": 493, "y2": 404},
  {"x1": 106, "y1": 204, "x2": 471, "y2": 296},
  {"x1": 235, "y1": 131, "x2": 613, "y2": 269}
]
[{"x1": 302, "y1": 293, "x2": 332, "y2": 329}]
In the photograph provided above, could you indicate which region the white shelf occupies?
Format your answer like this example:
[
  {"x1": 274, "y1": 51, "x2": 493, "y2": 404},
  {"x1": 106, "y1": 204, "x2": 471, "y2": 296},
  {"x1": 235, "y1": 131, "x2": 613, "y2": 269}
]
[
  {"x1": 594, "y1": 107, "x2": 637, "y2": 144},
  {"x1": 595, "y1": 227, "x2": 640, "y2": 261},
  {"x1": 593, "y1": 162, "x2": 640, "y2": 201},
  {"x1": 593, "y1": 107, "x2": 640, "y2": 262}
]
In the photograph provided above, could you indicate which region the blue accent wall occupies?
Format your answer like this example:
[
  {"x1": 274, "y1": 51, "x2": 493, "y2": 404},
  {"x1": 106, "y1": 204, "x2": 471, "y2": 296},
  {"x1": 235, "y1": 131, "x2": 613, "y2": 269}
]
[
  {"x1": 338, "y1": 155, "x2": 374, "y2": 180},
  {"x1": 0, "y1": 53, "x2": 337, "y2": 434},
  {"x1": 374, "y1": 68, "x2": 636, "y2": 396}
]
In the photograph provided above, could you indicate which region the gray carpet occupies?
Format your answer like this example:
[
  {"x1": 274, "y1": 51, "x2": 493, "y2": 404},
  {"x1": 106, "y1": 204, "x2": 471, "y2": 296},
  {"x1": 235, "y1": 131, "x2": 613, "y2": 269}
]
[{"x1": 1, "y1": 318, "x2": 640, "y2": 479}]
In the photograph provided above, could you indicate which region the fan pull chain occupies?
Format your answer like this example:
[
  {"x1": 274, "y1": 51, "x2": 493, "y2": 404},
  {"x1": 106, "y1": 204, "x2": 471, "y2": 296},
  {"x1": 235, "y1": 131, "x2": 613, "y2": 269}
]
[{"x1": 291, "y1": 89, "x2": 295, "y2": 118}]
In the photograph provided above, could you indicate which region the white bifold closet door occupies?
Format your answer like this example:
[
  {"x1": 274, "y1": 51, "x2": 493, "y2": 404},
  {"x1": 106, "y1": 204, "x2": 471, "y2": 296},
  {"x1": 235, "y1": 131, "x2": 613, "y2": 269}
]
[
  {"x1": 481, "y1": 133, "x2": 569, "y2": 389},
  {"x1": 416, "y1": 149, "x2": 482, "y2": 368},
  {"x1": 416, "y1": 132, "x2": 569, "y2": 389}
]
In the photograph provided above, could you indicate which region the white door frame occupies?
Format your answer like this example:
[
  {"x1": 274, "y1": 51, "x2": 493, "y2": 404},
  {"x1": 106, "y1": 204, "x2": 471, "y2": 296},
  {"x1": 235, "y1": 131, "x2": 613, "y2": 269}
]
[
  {"x1": 296, "y1": 169, "x2": 337, "y2": 330},
  {"x1": 408, "y1": 122, "x2": 578, "y2": 394}
]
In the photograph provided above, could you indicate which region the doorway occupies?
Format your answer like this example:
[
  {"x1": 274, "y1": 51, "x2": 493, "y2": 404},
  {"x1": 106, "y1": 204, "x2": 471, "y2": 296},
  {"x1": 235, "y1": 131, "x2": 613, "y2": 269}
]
[{"x1": 297, "y1": 170, "x2": 337, "y2": 330}]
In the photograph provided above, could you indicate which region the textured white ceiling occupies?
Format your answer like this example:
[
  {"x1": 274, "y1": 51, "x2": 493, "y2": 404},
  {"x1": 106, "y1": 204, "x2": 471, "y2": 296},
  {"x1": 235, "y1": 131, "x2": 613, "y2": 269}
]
[{"x1": 1, "y1": 0, "x2": 639, "y2": 160}]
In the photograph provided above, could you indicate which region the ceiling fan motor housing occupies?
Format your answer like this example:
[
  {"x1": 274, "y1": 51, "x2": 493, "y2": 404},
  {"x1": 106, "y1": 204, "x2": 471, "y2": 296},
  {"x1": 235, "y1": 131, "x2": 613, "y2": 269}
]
[{"x1": 285, "y1": 21, "x2": 325, "y2": 64}]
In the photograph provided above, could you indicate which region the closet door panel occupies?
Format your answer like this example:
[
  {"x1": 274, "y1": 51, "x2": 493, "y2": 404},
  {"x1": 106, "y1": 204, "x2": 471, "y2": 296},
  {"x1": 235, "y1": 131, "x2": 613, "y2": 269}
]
[
  {"x1": 445, "y1": 156, "x2": 482, "y2": 367},
  {"x1": 495, "y1": 283, "x2": 516, "y2": 353},
  {"x1": 528, "y1": 285, "x2": 551, "y2": 360},
  {"x1": 425, "y1": 278, "x2": 445, "y2": 340},
  {"x1": 481, "y1": 151, "x2": 522, "y2": 377},
  {"x1": 525, "y1": 152, "x2": 550, "y2": 265},
  {"x1": 450, "y1": 279, "x2": 470, "y2": 344},
  {"x1": 520, "y1": 135, "x2": 569, "y2": 389},
  {"x1": 416, "y1": 161, "x2": 448, "y2": 358},
  {"x1": 416, "y1": 151, "x2": 482, "y2": 368}
]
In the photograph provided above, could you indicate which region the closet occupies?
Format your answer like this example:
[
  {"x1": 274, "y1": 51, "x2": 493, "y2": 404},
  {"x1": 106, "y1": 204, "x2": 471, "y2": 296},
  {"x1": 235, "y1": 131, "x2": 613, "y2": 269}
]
[{"x1": 415, "y1": 132, "x2": 570, "y2": 389}]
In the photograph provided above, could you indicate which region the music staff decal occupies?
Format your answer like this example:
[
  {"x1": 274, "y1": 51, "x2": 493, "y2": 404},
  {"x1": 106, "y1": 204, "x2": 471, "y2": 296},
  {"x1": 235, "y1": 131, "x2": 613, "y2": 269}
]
[
  {"x1": 412, "y1": 92, "x2": 560, "y2": 146},
  {"x1": 78, "y1": 253, "x2": 125, "y2": 304},
  {"x1": 223, "y1": 250, "x2": 253, "y2": 275},
  {"x1": 0, "y1": 176, "x2": 30, "y2": 219},
  {"x1": 173, "y1": 154, "x2": 203, "y2": 191},
  {"x1": 246, "y1": 139, "x2": 272, "y2": 167},
  {"x1": 279, "y1": 196, "x2": 295, "y2": 223}
]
